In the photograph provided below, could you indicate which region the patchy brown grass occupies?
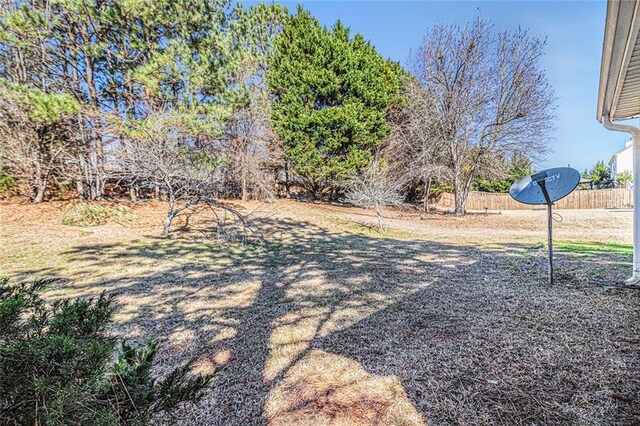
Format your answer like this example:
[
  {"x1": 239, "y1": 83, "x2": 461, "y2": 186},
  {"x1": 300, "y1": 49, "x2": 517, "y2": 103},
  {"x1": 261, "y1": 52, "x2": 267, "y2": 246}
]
[{"x1": 1, "y1": 200, "x2": 639, "y2": 425}]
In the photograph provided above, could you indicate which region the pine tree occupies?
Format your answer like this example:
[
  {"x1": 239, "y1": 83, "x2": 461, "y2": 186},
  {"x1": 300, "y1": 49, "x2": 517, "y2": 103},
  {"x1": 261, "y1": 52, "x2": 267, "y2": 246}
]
[
  {"x1": 590, "y1": 160, "x2": 612, "y2": 185},
  {"x1": 267, "y1": 7, "x2": 403, "y2": 199},
  {"x1": 0, "y1": 277, "x2": 211, "y2": 425}
]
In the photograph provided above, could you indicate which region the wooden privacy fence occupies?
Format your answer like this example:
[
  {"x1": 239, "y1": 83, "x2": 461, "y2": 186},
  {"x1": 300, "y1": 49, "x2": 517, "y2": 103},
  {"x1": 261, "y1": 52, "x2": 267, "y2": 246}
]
[{"x1": 437, "y1": 188, "x2": 634, "y2": 211}]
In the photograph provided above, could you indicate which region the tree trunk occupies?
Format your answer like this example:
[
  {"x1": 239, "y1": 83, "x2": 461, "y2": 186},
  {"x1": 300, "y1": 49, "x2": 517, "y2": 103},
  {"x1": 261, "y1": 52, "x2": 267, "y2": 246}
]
[
  {"x1": 32, "y1": 163, "x2": 46, "y2": 203},
  {"x1": 76, "y1": 178, "x2": 85, "y2": 199},
  {"x1": 241, "y1": 172, "x2": 249, "y2": 202},
  {"x1": 34, "y1": 179, "x2": 46, "y2": 203},
  {"x1": 75, "y1": 156, "x2": 86, "y2": 199},
  {"x1": 309, "y1": 180, "x2": 323, "y2": 200},
  {"x1": 129, "y1": 186, "x2": 137, "y2": 203},
  {"x1": 284, "y1": 162, "x2": 291, "y2": 198},
  {"x1": 375, "y1": 202, "x2": 385, "y2": 233},
  {"x1": 453, "y1": 174, "x2": 467, "y2": 215},
  {"x1": 163, "y1": 198, "x2": 175, "y2": 235},
  {"x1": 163, "y1": 213, "x2": 174, "y2": 236},
  {"x1": 82, "y1": 36, "x2": 105, "y2": 200},
  {"x1": 423, "y1": 178, "x2": 432, "y2": 212}
]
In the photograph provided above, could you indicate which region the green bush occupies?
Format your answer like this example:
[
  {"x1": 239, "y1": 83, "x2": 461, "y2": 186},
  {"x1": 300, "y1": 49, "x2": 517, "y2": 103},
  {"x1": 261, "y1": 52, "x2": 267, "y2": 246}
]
[
  {"x1": 616, "y1": 170, "x2": 633, "y2": 187},
  {"x1": 111, "y1": 204, "x2": 134, "y2": 224},
  {"x1": 0, "y1": 277, "x2": 212, "y2": 425},
  {"x1": 473, "y1": 154, "x2": 534, "y2": 193},
  {"x1": 62, "y1": 202, "x2": 132, "y2": 227},
  {"x1": 0, "y1": 169, "x2": 16, "y2": 195}
]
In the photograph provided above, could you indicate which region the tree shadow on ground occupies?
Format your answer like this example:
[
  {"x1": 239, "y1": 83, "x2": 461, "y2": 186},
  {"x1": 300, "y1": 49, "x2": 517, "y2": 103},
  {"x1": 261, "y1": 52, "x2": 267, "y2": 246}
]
[{"x1": 23, "y1": 217, "x2": 640, "y2": 425}]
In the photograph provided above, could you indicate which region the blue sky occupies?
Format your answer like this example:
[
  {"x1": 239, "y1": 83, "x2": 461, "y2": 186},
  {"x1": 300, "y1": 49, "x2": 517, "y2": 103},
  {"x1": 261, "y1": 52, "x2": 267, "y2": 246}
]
[{"x1": 265, "y1": 0, "x2": 639, "y2": 172}]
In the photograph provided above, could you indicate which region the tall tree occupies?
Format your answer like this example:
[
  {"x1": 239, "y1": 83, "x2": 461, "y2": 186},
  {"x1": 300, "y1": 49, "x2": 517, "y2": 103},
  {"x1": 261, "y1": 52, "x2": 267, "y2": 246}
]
[
  {"x1": 615, "y1": 170, "x2": 633, "y2": 188},
  {"x1": 387, "y1": 77, "x2": 451, "y2": 211},
  {"x1": 0, "y1": 0, "x2": 261, "y2": 202},
  {"x1": 1, "y1": 0, "x2": 116, "y2": 199},
  {"x1": 0, "y1": 83, "x2": 80, "y2": 202},
  {"x1": 223, "y1": 3, "x2": 288, "y2": 201},
  {"x1": 583, "y1": 160, "x2": 612, "y2": 186},
  {"x1": 268, "y1": 7, "x2": 403, "y2": 199},
  {"x1": 412, "y1": 18, "x2": 554, "y2": 214}
]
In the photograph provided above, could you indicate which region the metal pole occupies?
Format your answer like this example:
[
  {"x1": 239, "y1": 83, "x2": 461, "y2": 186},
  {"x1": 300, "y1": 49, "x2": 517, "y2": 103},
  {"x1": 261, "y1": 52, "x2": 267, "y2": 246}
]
[
  {"x1": 547, "y1": 202, "x2": 553, "y2": 285},
  {"x1": 535, "y1": 175, "x2": 553, "y2": 285}
]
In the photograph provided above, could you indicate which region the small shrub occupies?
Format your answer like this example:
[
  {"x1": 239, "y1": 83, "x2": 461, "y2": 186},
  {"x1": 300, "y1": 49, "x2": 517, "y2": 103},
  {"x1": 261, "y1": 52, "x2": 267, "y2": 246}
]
[
  {"x1": 0, "y1": 169, "x2": 16, "y2": 195},
  {"x1": 61, "y1": 202, "x2": 132, "y2": 227},
  {"x1": 346, "y1": 161, "x2": 404, "y2": 233},
  {"x1": 111, "y1": 204, "x2": 134, "y2": 224},
  {"x1": 0, "y1": 277, "x2": 212, "y2": 425},
  {"x1": 62, "y1": 202, "x2": 110, "y2": 226}
]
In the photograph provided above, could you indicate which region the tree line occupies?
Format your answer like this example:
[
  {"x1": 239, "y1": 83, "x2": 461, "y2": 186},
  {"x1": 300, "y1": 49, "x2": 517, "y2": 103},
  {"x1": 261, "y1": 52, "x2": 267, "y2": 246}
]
[
  {"x1": 0, "y1": 1, "x2": 554, "y2": 217},
  {"x1": 582, "y1": 160, "x2": 633, "y2": 189}
]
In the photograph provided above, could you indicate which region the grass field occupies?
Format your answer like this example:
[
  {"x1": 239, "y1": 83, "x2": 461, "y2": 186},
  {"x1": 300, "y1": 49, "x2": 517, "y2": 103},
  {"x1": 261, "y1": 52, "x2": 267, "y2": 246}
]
[{"x1": 1, "y1": 200, "x2": 639, "y2": 425}]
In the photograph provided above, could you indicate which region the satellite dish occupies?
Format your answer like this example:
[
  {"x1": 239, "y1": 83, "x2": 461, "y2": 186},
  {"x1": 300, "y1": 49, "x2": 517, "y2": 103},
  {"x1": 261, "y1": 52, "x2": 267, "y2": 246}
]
[
  {"x1": 509, "y1": 167, "x2": 580, "y2": 285},
  {"x1": 509, "y1": 167, "x2": 580, "y2": 205}
]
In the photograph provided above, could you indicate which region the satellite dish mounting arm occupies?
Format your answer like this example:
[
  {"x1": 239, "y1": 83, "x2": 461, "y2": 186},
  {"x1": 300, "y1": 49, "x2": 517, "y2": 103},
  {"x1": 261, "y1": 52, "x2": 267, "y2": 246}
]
[{"x1": 531, "y1": 171, "x2": 552, "y2": 206}]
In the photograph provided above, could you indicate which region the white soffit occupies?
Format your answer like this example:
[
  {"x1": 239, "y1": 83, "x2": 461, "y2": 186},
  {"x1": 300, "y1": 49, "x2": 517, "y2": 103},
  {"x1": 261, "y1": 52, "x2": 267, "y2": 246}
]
[{"x1": 598, "y1": 0, "x2": 640, "y2": 122}]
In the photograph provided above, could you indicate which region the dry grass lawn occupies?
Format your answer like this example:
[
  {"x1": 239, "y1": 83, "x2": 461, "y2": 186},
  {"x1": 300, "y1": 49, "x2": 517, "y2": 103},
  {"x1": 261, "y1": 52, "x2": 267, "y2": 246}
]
[{"x1": 1, "y1": 199, "x2": 639, "y2": 425}]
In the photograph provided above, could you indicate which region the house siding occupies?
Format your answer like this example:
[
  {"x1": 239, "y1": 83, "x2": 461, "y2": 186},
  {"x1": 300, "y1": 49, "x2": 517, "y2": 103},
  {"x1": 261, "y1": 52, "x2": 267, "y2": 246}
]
[{"x1": 609, "y1": 139, "x2": 634, "y2": 179}]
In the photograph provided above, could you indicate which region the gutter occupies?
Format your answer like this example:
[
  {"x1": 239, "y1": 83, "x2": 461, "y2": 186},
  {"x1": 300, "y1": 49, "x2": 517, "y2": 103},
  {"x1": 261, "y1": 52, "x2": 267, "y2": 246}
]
[{"x1": 603, "y1": 115, "x2": 640, "y2": 139}]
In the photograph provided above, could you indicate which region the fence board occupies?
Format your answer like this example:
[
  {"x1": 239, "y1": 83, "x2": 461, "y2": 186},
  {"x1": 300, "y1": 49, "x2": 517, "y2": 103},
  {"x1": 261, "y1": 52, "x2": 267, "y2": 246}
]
[{"x1": 436, "y1": 189, "x2": 634, "y2": 211}]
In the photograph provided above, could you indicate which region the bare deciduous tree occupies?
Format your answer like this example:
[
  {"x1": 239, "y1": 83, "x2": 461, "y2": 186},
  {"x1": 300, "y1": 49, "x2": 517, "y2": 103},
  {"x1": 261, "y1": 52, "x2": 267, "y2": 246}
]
[
  {"x1": 346, "y1": 160, "x2": 404, "y2": 233},
  {"x1": 413, "y1": 18, "x2": 555, "y2": 214},
  {"x1": 224, "y1": 58, "x2": 279, "y2": 202},
  {"x1": 116, "y1": 114, "x2": 236, "y2": 235},
  {"x1": 387, "y1": 78, "x2": 452, "y2": 211},
  {"x1": 0, "y1": 87, "x2": 79, "y2": 202},
  {"x1": 221, "y1": 3, "x2": 287, "y2": 202}
]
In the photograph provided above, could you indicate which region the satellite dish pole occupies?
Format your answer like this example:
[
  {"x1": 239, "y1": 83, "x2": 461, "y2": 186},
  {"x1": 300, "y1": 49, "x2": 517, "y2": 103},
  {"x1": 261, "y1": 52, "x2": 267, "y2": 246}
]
[
  {"x1": 509, "y1": 167, "x2": 580, "y2": 285},
  {"x1": 531, "y1": 171, "x2": 554, "y2": 285}
]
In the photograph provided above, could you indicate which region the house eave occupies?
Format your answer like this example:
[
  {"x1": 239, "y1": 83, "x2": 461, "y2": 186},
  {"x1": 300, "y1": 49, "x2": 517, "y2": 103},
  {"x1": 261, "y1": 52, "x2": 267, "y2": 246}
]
[{"x1": 597, "y1": 0, "x2": 640, "y2": 123}]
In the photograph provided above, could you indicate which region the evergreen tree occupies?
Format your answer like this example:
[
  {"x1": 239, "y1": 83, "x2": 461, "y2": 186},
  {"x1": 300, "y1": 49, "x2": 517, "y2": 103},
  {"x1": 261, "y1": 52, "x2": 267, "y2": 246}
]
[
  {"x1": 616, "y1": 170, "x2": 633, "y2": 187},
  {"x1": 474, "y1": 154, "x2": 534, "y2": 193},
  {"x1": 0, "y1": 277, "x2": 211, "y2": 425},
  {"x1": 0, "y1": 0, "x2": 264, "y2": 202},
  {"x1": 267, "y1": 7, "x2": 403, "y2": 199},
  {"x1": 583, "y1": 160, "x2": 612, "y2": 186}
]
